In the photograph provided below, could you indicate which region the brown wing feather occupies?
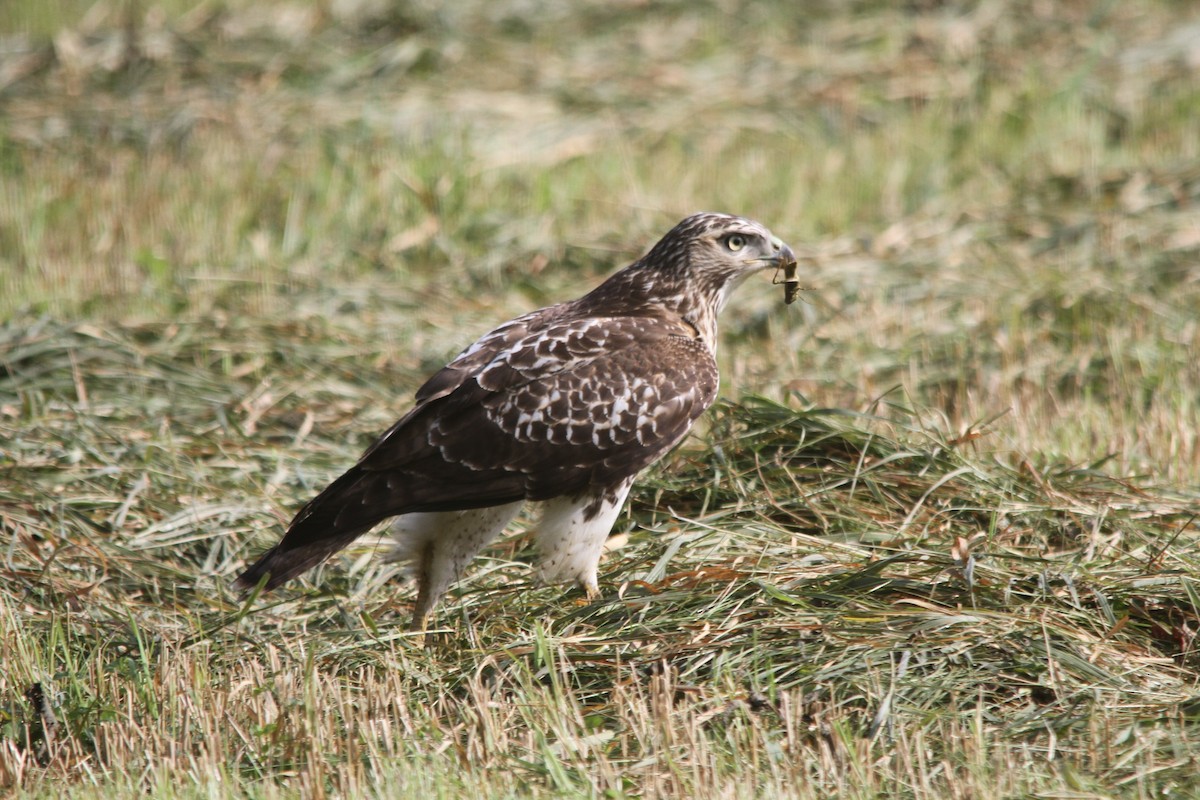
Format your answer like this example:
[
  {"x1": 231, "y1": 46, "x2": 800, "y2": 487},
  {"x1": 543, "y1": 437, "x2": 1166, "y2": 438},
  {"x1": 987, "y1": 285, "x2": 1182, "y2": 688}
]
[{"x1": 236, "y1": 315, "x2": 717, "y2": 591}]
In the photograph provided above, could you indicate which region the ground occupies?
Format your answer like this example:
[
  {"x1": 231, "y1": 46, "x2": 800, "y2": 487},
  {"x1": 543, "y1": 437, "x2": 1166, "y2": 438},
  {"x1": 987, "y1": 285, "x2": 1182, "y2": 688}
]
[{"x1": 2, "y1": 1, "x2": 1200, "y2": 797}]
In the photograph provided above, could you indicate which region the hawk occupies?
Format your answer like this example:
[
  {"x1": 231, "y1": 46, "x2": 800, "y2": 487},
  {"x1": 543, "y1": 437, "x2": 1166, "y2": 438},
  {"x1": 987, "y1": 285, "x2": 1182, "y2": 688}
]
[{"x1": 237, "y1": 212, "x2": 795, "y2": 631}]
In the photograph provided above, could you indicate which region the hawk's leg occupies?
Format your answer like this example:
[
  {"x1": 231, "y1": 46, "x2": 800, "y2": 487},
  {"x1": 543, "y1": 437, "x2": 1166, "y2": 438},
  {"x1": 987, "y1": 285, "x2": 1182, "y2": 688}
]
[
  {"x1": 391, "y1": 502, "x2": 524, "y2": 634},
  {"x1": 536, "y1": 479, "x2": 634, "y2": 600}
]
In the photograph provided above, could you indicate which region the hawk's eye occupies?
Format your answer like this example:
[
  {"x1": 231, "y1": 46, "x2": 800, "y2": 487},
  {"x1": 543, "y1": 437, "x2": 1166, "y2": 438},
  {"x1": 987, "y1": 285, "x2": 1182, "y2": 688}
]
[{"x1": 724, "y1": 234, "x2": 747, "y2": 252}]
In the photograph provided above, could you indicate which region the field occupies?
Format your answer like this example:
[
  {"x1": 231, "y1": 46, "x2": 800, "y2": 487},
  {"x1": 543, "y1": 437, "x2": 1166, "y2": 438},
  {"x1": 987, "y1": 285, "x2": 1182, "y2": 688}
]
[{"x1": 3, "y1": 1, "x2": 1200, "y2": 797}]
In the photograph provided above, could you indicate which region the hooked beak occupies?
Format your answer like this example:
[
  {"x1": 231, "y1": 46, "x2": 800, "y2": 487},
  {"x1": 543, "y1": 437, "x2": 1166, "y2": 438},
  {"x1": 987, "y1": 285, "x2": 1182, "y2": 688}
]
[
  {"x1": 759, "y1": 238, "x2": 796, "y2": 269},
  {"x1": 774, "y1": 243, "x2": 796, "y2": 267}
]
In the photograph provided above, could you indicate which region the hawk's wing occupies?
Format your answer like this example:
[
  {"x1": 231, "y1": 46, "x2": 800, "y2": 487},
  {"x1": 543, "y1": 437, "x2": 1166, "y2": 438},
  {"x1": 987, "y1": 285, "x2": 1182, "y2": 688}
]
[
  {"x1": 236, "y1": 313, "x2": 718, "y2": 590},
  {"x1": 364, "y1": 314, "x2": 718, "y2": 499}
]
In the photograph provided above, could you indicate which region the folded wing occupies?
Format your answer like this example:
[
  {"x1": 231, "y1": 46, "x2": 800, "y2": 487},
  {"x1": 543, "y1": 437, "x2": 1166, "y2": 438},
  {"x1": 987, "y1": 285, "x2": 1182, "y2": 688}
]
[{"x1": 235, "y1": 314, "x2": 718, "y2": 591}]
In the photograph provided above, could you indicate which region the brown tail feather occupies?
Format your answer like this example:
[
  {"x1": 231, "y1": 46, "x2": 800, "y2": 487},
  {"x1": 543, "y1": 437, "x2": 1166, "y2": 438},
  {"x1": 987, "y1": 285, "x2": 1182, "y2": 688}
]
[
  {"x1": 235, "y1": 467, "x2": 390, "y2": 592},
  {"x1": 234, "y1": 530, "x2": 370, "y2": 592}
]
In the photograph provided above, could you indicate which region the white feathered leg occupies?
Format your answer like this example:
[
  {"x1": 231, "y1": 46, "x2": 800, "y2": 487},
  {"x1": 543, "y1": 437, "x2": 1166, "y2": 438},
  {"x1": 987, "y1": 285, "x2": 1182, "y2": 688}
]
[
  {"x1": 390, "y1": 501, "x2": 524, "y2": 632},
  {"x1": 536, "y1": 479, "x2": 634, "y2": 599}
]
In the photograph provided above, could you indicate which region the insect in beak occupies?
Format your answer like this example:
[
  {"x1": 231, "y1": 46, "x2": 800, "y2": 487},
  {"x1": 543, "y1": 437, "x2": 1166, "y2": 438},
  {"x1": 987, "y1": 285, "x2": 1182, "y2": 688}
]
[{"x1": 772, "y1": 250, "x2": 801, "y2": 304}]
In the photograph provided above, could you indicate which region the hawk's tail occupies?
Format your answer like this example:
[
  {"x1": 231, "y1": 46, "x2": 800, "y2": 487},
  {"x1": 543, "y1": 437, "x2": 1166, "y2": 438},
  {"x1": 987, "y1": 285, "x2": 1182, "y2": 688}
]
[{"x1": 235, "y1": 467, "x2": 393, "y2": 593}]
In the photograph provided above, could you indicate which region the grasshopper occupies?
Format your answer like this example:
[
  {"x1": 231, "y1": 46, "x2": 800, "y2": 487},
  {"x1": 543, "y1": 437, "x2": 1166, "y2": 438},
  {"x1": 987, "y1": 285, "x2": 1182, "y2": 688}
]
[{"x1": 773, "y1": 250, "x2": 801, "y2": 304}]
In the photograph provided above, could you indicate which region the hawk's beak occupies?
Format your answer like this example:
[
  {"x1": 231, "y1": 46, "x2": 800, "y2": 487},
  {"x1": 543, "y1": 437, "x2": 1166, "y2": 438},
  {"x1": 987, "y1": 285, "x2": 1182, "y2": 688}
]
[
  {"x1": 759, "y1": 240, "x2": 795, "y2": 269},
  {"x1": 772, "y1": 243, "x2": 795, "y2": 267}
]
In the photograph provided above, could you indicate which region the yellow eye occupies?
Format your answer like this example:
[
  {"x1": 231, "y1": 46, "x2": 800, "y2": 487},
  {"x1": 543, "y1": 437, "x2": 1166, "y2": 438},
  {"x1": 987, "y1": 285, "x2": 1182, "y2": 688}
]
[{"x1": 725, "y1": 234, "x2": 747, "y2": 252}]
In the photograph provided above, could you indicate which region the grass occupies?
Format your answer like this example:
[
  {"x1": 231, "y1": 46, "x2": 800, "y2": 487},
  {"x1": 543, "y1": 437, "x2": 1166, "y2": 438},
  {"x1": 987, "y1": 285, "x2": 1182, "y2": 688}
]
[{"x1": 3, "y1": 0, "x2": 1200, "y2": 796}]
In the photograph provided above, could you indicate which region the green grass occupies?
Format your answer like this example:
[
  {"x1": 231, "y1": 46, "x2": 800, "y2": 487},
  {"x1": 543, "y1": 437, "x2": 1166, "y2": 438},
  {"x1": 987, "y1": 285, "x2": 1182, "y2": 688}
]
[{"x1": 3, "y1": 1, "x2": 1200, "y2": 797}]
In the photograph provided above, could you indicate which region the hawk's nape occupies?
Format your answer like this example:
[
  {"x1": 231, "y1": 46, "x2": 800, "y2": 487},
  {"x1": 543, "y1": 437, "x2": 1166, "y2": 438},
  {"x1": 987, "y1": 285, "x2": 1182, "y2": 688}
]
[{"x1": 235, "y1": 212, "x2": 797, "y2": 631}]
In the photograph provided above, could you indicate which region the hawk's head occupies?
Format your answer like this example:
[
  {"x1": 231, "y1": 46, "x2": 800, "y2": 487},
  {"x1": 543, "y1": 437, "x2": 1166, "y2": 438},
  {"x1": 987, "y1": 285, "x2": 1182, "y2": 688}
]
[
  {"x1": 579, "y1": 212, "x2": 795, "y2": 333},
  {"x1": 641, "y1": 212, "x2": 795, "y2": 311},
  {"x1": 667, "y1": 211, "x2": 790, "y2": 267}
]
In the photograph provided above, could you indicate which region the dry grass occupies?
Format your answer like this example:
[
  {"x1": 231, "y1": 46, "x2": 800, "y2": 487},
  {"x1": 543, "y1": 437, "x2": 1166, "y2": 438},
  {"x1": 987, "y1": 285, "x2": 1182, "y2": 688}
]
[{"x1": 3, "y1": 1, "x2": 1200, "y2": 797}]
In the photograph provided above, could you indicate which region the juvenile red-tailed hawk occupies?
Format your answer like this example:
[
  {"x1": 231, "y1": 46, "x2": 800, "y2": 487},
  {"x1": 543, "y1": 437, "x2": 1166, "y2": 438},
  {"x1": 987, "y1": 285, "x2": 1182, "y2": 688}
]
[{"x1": 237, "y1": 212, "x2": 795, "y2": 631}]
